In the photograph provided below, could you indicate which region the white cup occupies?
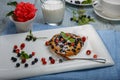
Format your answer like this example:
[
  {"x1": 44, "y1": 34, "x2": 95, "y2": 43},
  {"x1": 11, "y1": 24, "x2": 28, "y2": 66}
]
[
  {"x1": 93, "y1": 0, "x2": 120, "y2": 18},
  {"x1": 41, "y1": 0, "x2": 65, "y2": 26}
]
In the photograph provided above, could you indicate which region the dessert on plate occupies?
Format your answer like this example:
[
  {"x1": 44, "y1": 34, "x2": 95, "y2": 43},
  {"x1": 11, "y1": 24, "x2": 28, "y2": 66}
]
[{"x1": 45, "y1": 32, "x2": 84, "y2": 57}]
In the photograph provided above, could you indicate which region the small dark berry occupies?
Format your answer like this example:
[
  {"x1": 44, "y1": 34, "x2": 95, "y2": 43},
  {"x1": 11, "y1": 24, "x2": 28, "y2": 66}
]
[
  {"x1": 31, "y1": 61, "x2": 35, "y2": 65},
  {"x1": 24, "y1": 63, "x2": 28, "y2": 68},
  {"x1": 49, "y1": 56, "x2": 53, "y2": 60},
  {"x1": 21, "y1": 59, "x2": 26, "y2": 63},
  {"x1": 75, "y1": 1, "x2": 80, "y2": 4},
  {"x1": 11, "y1": 57, "x2": 15, "y2": 60},
  {"x1": 13, "y1": 57, "x2": 17, "y2": 62},
  {"x1": 16, "y1": 63, "x2": 20, "y2": 68},
  {"x1": 88, "y1": 16, "x2": 91, "y2": 19},
  {"x1": 34, "y1": 58, "x2": 38, "y2": 63},
  {"x1": 70, "y1": 17, "x2": 73, "y2": 21},
  {"x1": 13, "y1": 49, "x2": 16, "y2": 53},
  {"x1": 33, "y1": 37, "x2": 37, "y2": 41},
  {"x1": 29, "y1": 54, "x2": 32, "y2": 58},
  {"x1": 76, "y1": 20, "x2": 79, "y2": 23},
  {"x1": 59, "y1": 59, "x2": 63, "y2": 63},
  {"x1": 17, "y1": 53, "x2": 21, "y2": 57}
]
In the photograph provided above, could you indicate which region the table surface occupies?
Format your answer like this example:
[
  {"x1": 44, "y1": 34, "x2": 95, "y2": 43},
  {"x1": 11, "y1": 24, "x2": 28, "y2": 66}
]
[{"x1": 0, "y1": 0, "x2": 120, "y2": 80}]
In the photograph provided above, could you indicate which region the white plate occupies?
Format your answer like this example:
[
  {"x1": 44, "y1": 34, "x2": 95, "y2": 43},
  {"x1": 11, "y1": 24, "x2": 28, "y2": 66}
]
[
  {"x1": 0, "y1": 25, "x2": 114, "y2": 79},
  {"x1": 65, "y1": 0, "x2": 92, "y2": 6},
  {"x1": 93, "y1": 7, "x2": 120, "y2": 21}
]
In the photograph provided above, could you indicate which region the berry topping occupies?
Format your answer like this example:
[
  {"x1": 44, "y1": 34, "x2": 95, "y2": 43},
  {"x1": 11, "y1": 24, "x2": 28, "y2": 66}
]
[
  {"x1": 42, "y1": 61, "x2": 47, "y2": 65},
  {"x1": 45, "y1": 41, "x2": 49, "y2": 46},
  {"x1": 41, "y1": 57, "x2": 46, "y2": 62},
  {"x1": 14, "y1": 45, "x2": 18, "y2": 50},
  {"x1": 82, "y1": 36, "x2": 86, "y2": 42},
  {"x1": 17, "y1": 53, "x2": 21, "y2": 57},
  {"x1": 15, "y1": 49, "x2": 20, "y2": 54},
  {"x1": 50, "y1": 59, "x2": 55, "y2": 64},
  {"x1": 86, "y1": 50, "x2": 91, "y2": 55},
  {"x1": 34, "y1": 58, "x2": 38, "y2": 63},
  {"x1": 31, "y1": 61, "x2": 35, "y2": 65},
  {"x1": 11, "y1": 57, "x2": 17, "y2": 62},
  {"x1": 93, "y1": 54, "x2": 97, "y2": 59},
  {"x1": 59, "y1": 59, "x2": 63, "y2": 63},
  {"x1": 49, "y1": 56, "x2": 53, "y2": 60},
  {"x1": 32, "y1": 52, "x2": 35, "y2": 56},
  {"x1": 29, "y1": 54, "x2": 32, "y2": 58},
  {"x1": 24, "y1": 63, "x2": 28, "y2": 68},
  {"x1": 20, "y1": 43, "x2": 25, "y2": 50},
  {"x1": 21, "y1": 59, "x2": 26, "y2": 63},
  {"x1": 16, "y1": 63, "x2": 20, "y2": 68}
]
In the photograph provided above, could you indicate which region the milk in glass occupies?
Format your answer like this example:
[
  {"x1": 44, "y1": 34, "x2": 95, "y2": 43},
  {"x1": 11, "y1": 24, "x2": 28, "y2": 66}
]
[{"x1": 41, "y1": 0, "x2": 65, "y2": 26}]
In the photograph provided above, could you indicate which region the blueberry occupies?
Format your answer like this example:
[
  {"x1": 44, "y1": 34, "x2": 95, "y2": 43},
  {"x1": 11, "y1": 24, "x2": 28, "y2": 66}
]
[
  {"x1": 24, "y1": 63, "x2": 28, "y2": 68},
  {"x1": 34, "y1": 58, "x2": 38, "y2": 63},
  {"x1": 16, "y1": 63, "x2": 20, "y2": 68},
  {"x1": 70, "y1": 17, "x2": 73, "y2": 21},
  {"x1": 75, "y1": 1, "x2": 80, "y2": 4},
  {"x1": 29, "y1": 54, "x2": 32, "y2": 58},
  {"x1": 12, "y1": 57, "x2": 17, "y2": 62},
  {"x1": 17, "y1": 53, "x2": 21, "y2": 57},
  {"x1": 49, "y1": 56, "x2": 53, "y2": 60},
  {"x1": 31, "y1": 61, "x2": 35, "y2": 65},
  {"x1": 59, "y1": 59, "x2": 63, "y2": 63},
  {"x1": 33, "y1": 37, "x2": 37, "y2": 41}
]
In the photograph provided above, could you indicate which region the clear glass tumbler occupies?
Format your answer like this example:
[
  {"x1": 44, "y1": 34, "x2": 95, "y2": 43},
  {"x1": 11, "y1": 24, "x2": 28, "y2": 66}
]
[{"x1": 41, "y1": 0, "x2": 65, "y2": 26}]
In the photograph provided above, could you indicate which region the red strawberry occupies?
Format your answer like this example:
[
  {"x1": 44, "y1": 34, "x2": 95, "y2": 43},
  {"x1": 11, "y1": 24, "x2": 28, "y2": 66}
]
[{"x1": 20, "y1": 43, "x2": 25, "y2": 50}]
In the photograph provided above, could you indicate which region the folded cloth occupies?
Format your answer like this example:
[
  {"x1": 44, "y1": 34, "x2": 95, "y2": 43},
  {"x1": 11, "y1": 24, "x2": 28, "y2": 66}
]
[{"x1": 2, "y1": 22, "x2": 120, "y2": 80}]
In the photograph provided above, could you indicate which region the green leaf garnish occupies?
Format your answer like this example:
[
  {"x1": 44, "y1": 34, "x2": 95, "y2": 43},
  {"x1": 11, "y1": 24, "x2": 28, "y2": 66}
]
[
  {"x1": 6, "y1": 11, "x2": 14, "y2": 16},
  {"x1": 60, "y1": 32, "x2": 75, "y2": 43},
  {"x1": 70, "y1": 9, "x2": 95, "y2": 25},
  {"x1": 7, "y1": 1, "x2": 17, "y2": 6},
  {"x1": 20, "y1": 51, "x2": 29, "y2": 59},
  {"x1": 82, "y1": 0, "x2": 92, "y2": 4}
]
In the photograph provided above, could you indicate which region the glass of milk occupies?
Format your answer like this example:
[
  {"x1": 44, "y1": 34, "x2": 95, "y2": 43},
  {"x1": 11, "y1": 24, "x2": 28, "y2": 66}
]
[{"x1": 41, "y1": 0, "x2": 65, "y2": 26}]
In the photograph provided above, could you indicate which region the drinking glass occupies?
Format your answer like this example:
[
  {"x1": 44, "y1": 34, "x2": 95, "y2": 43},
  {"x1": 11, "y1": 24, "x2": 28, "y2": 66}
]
[{"x1": 41, "y1": 0, "x2": 65, "y2": 26}]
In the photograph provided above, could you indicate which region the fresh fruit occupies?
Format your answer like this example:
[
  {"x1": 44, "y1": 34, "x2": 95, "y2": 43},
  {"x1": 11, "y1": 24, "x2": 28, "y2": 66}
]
[
  {"x1": 82, "y1": 36, "x2": 86, "y2": 42},
  {"x1": 14, "y1": 45, "x2": 18, "y2": 50},
  {"x1": 93, "y1": 54, "x2": 97, "y2": 59},
  {"x1": 32, "y1": 52, "x2": 35, "y2": 56},
  {"x1": 20, "y1": 43, "x2": 25, "y2": 50},
  {"x1": 86, "y1": 50, "x2": 91, "y2": 55},
  {"x1": 21, "y1": 59, "x2": 26, "y2": 63},
  {"x1": 50, "y1": 58, "x2": 55, "y2": 64},
  {"x1": 24, "y1": 63, "x2": 28, "y2": 68},
  {"x1": 16, "y1": 63, "x2": 20, "y2": 68}
]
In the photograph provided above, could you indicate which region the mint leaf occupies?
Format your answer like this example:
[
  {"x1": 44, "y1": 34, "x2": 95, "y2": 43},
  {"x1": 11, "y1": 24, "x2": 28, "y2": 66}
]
[
  {"x1": 7, "y1": 1, "x2": 17, "y2": 6},
  {"x1": 6, "y1": 11, "x2": 14, "y2": 16},
  {"x1": 60, "y1": 32, "x2": 75, "y2": 43},
  {"x1": 69, "y1": 38, "x2": 75, "y2": 43},
  {"x1": 21, "y1": 51, "x2": 29, "y2": 59}
]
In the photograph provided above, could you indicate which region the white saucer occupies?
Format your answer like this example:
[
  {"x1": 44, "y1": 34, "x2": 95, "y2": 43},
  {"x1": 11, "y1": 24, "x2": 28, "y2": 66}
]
[
  {"x1": 65, "y1": 0, "x2": 92, "y2": 6},
  {"x1": 94, "y1": 8, "x2": 120, "y2": 21}
]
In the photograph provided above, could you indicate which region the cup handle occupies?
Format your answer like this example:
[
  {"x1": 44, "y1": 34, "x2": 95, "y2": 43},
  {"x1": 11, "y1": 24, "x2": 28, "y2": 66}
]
[{"x1": 92, "y1": 0, "x2": 102, "y2": 11}]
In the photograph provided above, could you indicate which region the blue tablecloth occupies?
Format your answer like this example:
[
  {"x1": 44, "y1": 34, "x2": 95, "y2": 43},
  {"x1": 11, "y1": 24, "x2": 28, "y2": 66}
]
[{"x1": 2, "y1": 22, "x2": 120, "y2": 80}]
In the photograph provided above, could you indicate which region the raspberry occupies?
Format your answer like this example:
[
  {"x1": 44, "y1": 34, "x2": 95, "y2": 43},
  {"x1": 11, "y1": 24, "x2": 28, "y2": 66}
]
[
  {"x1": 93, "y1": 54, "x2": 97, "y2": 59},
  {"x1": 82, "y1": 36, "x2": 86, "y2": 42},
  {"x1": 86, "y1": 50, "x2": 91, "y2": 55},
  {"x1": 32, "y1": 52, "x2": 35, "y2": 56},
  {"x1": 21, "y1": 59, "x2": 26, "y2": 63},
  {"x1": 50, "y1": 59, "x2": 55, "y2": 64},
  {"x1": 14, "y1": 45, "x2": 18, "y2": 50},
  {"x1": 20, "y1": 43, "x2": 25, "y2": 50},
  {"x1": 42, "y1": 61, "x2": 47, "y2": 65},
  {"x1": 41, "y1": 57, "x2": 46, "y2": 62},
  {"x1": 45, "y1": 41, "x2": 49, "y2": 46},
  {"x1": 15, "y1": 49, "x2": 20, "y2": 54}
]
